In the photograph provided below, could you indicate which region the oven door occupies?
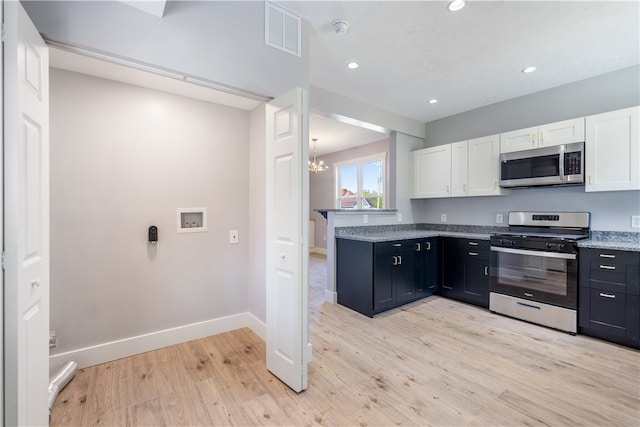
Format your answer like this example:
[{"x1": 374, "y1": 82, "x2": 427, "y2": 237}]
[{"x1": 490, "y1": 246, "x2": 578, "y2": 309}]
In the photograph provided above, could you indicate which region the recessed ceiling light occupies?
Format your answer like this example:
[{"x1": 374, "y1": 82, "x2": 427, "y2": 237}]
[
  {"x1": 522, "y1": 66, "x2": 537, "y2": 73},
  {"x1": 448, "y1": 0, "x2": 465, "y2": 12},
  {"x1": 429, "y1": 99, "x2": 438, "y2": 104},
  {"x1": 347, "y1": 62, "x2": 359, "y2": 69}
]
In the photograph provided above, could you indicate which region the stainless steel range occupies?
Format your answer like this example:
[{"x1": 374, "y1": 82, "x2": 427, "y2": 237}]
[{"x1": 490, "y1": 211, "x2": 590, "y2": 334}]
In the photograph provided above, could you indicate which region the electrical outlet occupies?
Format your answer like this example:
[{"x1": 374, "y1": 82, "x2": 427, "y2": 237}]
[
  {"x1": 363, "y1": 214, "x2": 368, "y2": 224},
  {"x1": 229, "y1": 230, "x2": 239, "y2": 244},
  {"x1": 397, "y1": 213, "x2": 403, "y2": 222},
  {"x1": 441, "y1": 213, "x2": 447, "y2": 222},
  {"x1": 632, "y1": 216, "x2": 640, "y2": 228},
  {"x1": 49, "y1": 331, "x2": 57, "y2": 349},
  {"x1": 496, "y1": 214, "x2": 504, "y2": 224}
]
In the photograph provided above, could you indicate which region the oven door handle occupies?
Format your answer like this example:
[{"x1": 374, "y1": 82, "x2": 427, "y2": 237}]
[{"x1": 490, "y1": 246, "x2": 576, "y2": 260}]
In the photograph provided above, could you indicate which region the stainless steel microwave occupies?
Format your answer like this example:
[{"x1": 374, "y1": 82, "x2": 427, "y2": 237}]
[{"x1": 499, "y1": 142, "x2": 584, "y2": 188}]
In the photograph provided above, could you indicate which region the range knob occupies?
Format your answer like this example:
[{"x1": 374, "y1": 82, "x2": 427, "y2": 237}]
[
  {"x1": 558, "y1": 243, "x2": 566, "y2": 251},
  {"x1": 545, "y1": 242, "x2": 556, "y2": 250}
]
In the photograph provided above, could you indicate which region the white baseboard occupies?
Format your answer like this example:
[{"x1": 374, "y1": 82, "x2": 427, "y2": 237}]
[
  {"x1": 310, "y1": 247, "x2": 327, "y2": 255},
  {"x1": 246, "y1": 312, "x2": 266, "y2": 341},
  {"x1": 325, "y1": 290, "x2": 337, "y2": 304},
  {"x1": 49, "y1": 313, "x2": 248, "y2": 373}
]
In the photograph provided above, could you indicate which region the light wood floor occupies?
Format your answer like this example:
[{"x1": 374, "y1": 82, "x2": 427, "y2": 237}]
[{"x1": 52, "y1": 254, "x2": 640, "y2": 426}]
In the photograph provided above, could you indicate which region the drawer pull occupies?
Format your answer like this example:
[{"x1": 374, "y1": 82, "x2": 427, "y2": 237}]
[
  {"x1": 469, "y1": 252, "x2": 478, "y2": 256},
  {"x1": 393, "y1": 243, "x2": 402, "y2": 247},
  {"x1": 599, "y1": 254, "x2": 616, "y2": 259},
  {"x1": 398, "y1": 256, "x2": 402, "y2": 265},
  {"x1": 524, "y1": 292, "x2": 534, "y2": 297},
  {"x1": 599, "y1": 265, "x2": 616, "y2": 270},
  {"x1": 426, "y1": 241, "x2": 431, "y2": 251},
  {"x1": 484, "y1": 266, "x2": 489, "y2": 276},
  {"x1": 415, "y1": 242, "x2": 421, "y2": 251},
  {"x1": 599, "y1": 292, "x2": 616, "y2": 299},
  {"x1": 468, "y1": 242, "x2": 479, "y2": 246}
]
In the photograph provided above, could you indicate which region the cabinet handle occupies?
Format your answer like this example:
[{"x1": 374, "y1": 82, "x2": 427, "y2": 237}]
[
  {"x1": 426, "y1": 241, "x2": 431, "y2": 251},
  {"x1": 398, "y1": 256, "x2": 402, "y2": 265},
  {"x1": 469, "y1": 252, "x2": 478, "y2": 256},
  {"x1": 416, "y1": 242, "x2": 421, "y2": 251},
  {"x1": 392, "y1": 256, "x2": 398, "y2": 266},
  {"x1": 468, "y1": 242, "x2": 479, "y2": 246},
  {"x1": 599, "y1": 265, "x2": 616, "y2": 270},
  {"x1": 599, "y1": 292, "x2": 616, "y2": 299},
  {"x1": 494, "y1": 181, "x2": 498, "y2": 190},
  {"x1": 484, "y1": 266, "x2": 489, "y2": 276},
  {"x1": 540, "y1": 132, "x2": 544, "y2": 144},
  {"x1": 589, "y1": 175, "x2": 592, "y2": 185},
  {"x1": 532, "y1": 134, "x2": 536, "y2": 145},
  {"x1": 393, "y1": 243, "x2": 402, "y2": 247},
  {"x1": 599, "y1": 254, "x2": 616, "y2": 259},
  {"x1": 463, "y1": 184, "x2": 467, "y2": 192},
  {"x1": 446, "y1": 185, "x2": 450, "y2": 193}
]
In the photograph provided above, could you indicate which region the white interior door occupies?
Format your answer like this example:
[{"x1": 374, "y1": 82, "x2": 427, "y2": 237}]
[
  {"x1": 265, "y1": 87, "x2": 310, "y2": 392},
  {"x1": 3, "y1": 2, "x2": 50, "y2": 425}
]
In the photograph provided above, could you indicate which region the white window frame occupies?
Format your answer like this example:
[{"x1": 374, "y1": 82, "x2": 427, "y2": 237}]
[{"x1": 334, "y1": 152, "x2": 387, "y2": 209}]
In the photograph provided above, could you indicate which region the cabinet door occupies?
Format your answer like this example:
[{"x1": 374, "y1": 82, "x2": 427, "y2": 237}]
[
  {"x1": 585, "y1": 106, "x2": 640, "y2": 192},
  {"x1": 440, "y1": 238, "x2": 462, "y2": 297},
  {"x1": 468, "y1": 134, "x2": 508, "y2": 196},
  {"x1": 424, "y1": 238, "x2": 439, "y2": 296},
  {"x1": 395, "y1": 244, "x2": 416, "y2": 305},
  {"x1": 463, "y1": 256, "x2": 490, "y2": 307},
  {"x1": 411, "y1": 145, "x2": 451, "y2": 198},
  {"x1": 500, "y1": 126, "x2": 537, "y2": 153},
  {"x1": 539, "y1": 117, "x2": 585, "y2": 148},
  {"x1": 450, "y1": 141, "x2": 468, "y2": 197},
  {"x1": 374, "y1": 248, "x2": 395, "y2": 312}
]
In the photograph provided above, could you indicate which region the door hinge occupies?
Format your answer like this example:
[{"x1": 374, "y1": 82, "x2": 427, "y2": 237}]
[
  {"x1": 1, "y1": 23, "x2": 5, "y2": 43},
  {"x1": 1, "y1": 251, "x2": 5, "y2": 269}
]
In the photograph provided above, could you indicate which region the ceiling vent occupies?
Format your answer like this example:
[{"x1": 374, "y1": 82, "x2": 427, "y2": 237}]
[{"x1": 265, "y1": 2, "x2": 301, "y2": 57}]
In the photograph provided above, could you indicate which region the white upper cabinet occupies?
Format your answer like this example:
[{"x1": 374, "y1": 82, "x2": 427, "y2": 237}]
[
  {"x1": 585, "y1": 106, "x2": 640, "y2": 192},
  {"x1": 411, "y1": 144, "x2": 451, "y2": 198},
  {"x1": 500, "y1": 117, "x2": 585, "y2": 154},
  {"x1": 468, "y1": 134, "x2": 509, "y2": 196},
  {"x1": 450, "y1": 141, "x2": 468, "y2": 197}
]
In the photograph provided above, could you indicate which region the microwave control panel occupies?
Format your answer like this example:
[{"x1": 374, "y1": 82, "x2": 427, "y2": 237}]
[{"x1": 564, "y1": 152, "x2": 582, "y2": 175}]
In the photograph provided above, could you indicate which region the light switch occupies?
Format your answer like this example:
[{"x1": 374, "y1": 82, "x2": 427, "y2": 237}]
[
  {"x1": 230, "y1": 230, "x2": 239, "y2": 244},
  {"x1": 632, "y1": 216, "x2": 640, "y2": 228}
]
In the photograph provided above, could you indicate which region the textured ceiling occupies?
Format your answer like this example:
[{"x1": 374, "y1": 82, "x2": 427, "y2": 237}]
[
  {"x1": 48, "y1": 1, "x2": 640, "y2": 156},
  {"x1": 280, "y1": 0, "x2": 639, "y2": 123}
]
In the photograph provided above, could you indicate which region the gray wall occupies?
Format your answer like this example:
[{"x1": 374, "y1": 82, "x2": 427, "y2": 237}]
[
  {"x1": 309, "y1": 139, "x2": 389, "y2": 250},
  {"x1": 49, "y1": 69, "x2": 250, "y2": 354},
  {"x1": 415, "y1": 65, "x2": 640, "y2": 232},
  {"x1": 248, "y1": 103, "x2": 267, "y2": 324},
  {"x1": 424, "y1": 65, "x2": 640, "y2": 146},
  {"x1": 24, "y1": 1, "x2": 309, "y2": 98}
]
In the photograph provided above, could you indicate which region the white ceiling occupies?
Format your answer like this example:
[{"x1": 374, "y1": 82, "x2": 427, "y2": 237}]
[
  {"x1": 280, "y1": 0, "x2": 639, "y2": 123},
  {"x1": 48, "y1": 0, "x2": 639, "y2": 156}
]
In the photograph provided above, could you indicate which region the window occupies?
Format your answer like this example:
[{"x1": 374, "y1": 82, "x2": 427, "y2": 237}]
[{"x1": 335, "y1": 153, "x2": 386, "y2": 209}]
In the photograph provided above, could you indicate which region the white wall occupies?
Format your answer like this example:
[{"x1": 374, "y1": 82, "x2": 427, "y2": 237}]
[
  {"x1": 49, "y1": 69, "x2": 251, "y2": 366},
  {"x1": 23, "y1": 1, "x2": 309, "y2": 98},
  {"x1": 248, "y1": 103, "x2": 267, "y2": 330},
  {"x1": 309, "y1": 139, "x2": 389, "y2": 250}
]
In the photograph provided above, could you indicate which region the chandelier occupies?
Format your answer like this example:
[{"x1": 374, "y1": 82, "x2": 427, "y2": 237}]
[{"x1": 309, "y1": 138, "x2": 329, "y2": 174}]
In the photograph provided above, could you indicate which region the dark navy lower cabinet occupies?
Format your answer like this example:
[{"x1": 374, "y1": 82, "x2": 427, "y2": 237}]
[
  {"x1": 440, "y1": 237, "x2": 490, "y2": 308},
  {"x1": 578, "y1": 248, "x2": 640, "y2": 349},
  {"x1": 336, "y1": 238, "x2": 433, "y2": 317}
]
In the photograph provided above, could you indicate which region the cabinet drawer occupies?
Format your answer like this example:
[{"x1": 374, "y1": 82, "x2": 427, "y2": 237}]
[
  {"x1": 375, "y1": 240, "x2": 412, "y2": 254},
  {"x1": 463, "y1": 239, "x2": 489, "y2": 259},
  {"x1": 582, "y1": 249, "x2": 640, "y2": 266},
  {"x1": 589, "y1": 288, "x2": 627, "y2": 336}
]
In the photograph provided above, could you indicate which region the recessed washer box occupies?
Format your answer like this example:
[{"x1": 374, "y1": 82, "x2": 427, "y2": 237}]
[{"x1": 177, "y1": 208, "x2": 208, "y2": 233}]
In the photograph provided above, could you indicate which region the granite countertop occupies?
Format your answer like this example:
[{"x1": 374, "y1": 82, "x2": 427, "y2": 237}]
[
  {"x1": 335, "y1": 224, "x2": 640, "y2": 251},
  {"x1": 335, "y1": 224, "x2": 504, "y2": 243},
  {"x1": 577, "y1": 231, "x2": 640, "y2": 252}
]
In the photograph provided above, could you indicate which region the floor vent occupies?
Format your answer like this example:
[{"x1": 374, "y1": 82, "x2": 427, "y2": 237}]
[{"x1": 265, "y1": 2, "x2": 301, "y2": 57}]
